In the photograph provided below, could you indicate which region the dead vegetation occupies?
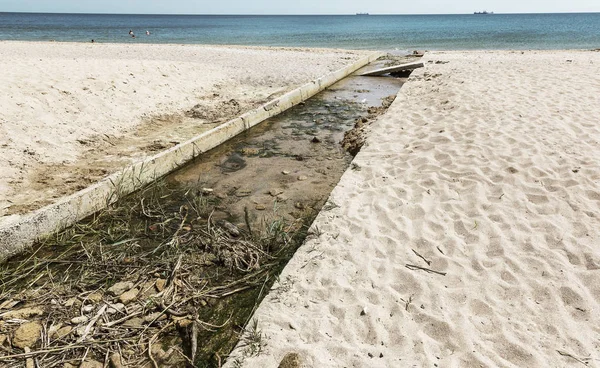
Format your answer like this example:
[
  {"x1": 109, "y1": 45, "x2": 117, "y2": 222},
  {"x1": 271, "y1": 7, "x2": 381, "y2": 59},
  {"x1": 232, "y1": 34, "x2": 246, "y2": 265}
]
[
  {"x1": 341, "y1": 95, "x2": 397, "y2": 155},
  {"x1": 0, "y1": 180, "x2": 311, "y2": 367}
]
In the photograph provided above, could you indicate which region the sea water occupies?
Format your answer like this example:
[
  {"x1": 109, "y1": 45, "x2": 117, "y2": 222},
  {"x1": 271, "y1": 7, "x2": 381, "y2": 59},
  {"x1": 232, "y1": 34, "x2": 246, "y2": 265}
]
[{"x1": 0, "y1": 12, "x2": 599, "y2": 51}]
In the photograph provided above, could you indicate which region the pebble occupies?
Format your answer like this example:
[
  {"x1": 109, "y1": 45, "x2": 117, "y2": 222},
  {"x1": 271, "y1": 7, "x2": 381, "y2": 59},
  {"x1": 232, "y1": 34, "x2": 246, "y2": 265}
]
[
  {"x1": 282, "y1": 170, "x2": 290, "y2": 175},
  {"x1": 107, "y1": 281, "x2": 134, "y2": 296},
  {"x1": 87, "y1": 293, "x2": 103, "y2": 303},
  {"x1": 119, "y1": 288, "x2": 139, "y2": 305},
  {"x1": 269, "y1": 188, "x2": 284, "y2": 196},
  {"x1": 255, "y1": 204, "x2": 266, "y2": 211},
  {"x1": 106, "y1": 303, "x2": 125, "y2": 315},
  {"x1": 279, "y1": 352, "x2": 302, "y2": 368},
  {"x1": 201, "y1": 187, "x2": 214, "y2": 194},
  {"x1": 123, "y1": 317, "x2": 144, "y2": 329},
  {"x1": 71, "y1": 316, "x2": 89, "y2": 324},
  {"x1": 155, "y1": 278, "x2": 167, "y2": 292},
  {"x1": 143, "y1": 312, "x2": 167, "y2": 323},
  {"x1": 110, "y1": 353, "x2": 123, "y2": 368},
  {"x1": 1, "y1": 307, "x2": 44, "y2": 320},
  {"x1": 297, "y1": 176, "x2": 308, "y2": 181},
  {"x1": 82, "y1": 305, "x2": 95, "y2": 313},
  {"x1": 12, "y1": 322, "x2": 42, "y2": 348},
  {"x1": 64, "y1": 298, "x2": 79, "y2": 308},
  {"x1": 55, "y1": 326, "x2": 73, "y2": 339}
]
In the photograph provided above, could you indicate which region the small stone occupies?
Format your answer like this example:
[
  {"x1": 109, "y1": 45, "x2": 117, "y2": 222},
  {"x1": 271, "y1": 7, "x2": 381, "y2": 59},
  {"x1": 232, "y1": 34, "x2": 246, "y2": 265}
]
[
  {"x1": 107, "y1": 281, "x2": 134, "y2": 296},
  {"x1": 64, "y1": 298, "x2": 79, "y2": 308},
  {"x1": 143, "y1": 312, "x2": 167, "y2": 323},
  {"x1": 294, "y1": 202, "x2": 305, "y2": 210},
  {"x1": 75, "y1": 325, "x2": 87, "y2": 336},
  {"x1": 311, "y1": 136, "x2": 321, "y2": 143},
  {"x1": 123, "y1": 317, "x2": 144, "y2": 329},
  {"x1": 279, "y1": 352, "x2": 302, "y2": 368},
  {"x1": 71, "y1": 316, "x2": 89, "y2": 324},
  {"x1": 360, "y1": 307, "x2": 367, "y2": 316},
  {"x1": 269, "y1": 188, "x2": 284, "y2": 197},
  {"x1": 64, "y1": 364, "x2": 77, "y2": 368},
  {"x1": 0, "y1": 333, "x2": 7, "y2": 346},
  {"x1": 87, "y1": 293, "x2": 103, "y2": 303},
  {"x1": 119, "y1": 288, "x2": 139, "y2": 304},
  {"x1": 80, "y1": 360, "x2": 103, "y2": 368},
  {"x1": 110, "y1": 353, "x2": 123, "y2": 368},
  {"x1": 55, "y1": 326, "x2": 72, "y2": 339},
  {"x1": 12, "y1": 322, "x2": 42, "y2": 348},
  {"x1": 297, "y1": 176, "x2": 308, "y2": 181},
  {"x1": 255, "y1": 204, "x2": 266, "y2": 211},
  {"x1": 48, "y1": 323, "x2": 63, "y2": 337},
  {"x1": 215, "y1": 192, "x2": 228, "y2": 199},
  {"x1": 288, "y1": 322, "x2": 297, "y2": 330},
  {"x1": 82, "y1": 305, "x2": 95, "y2": 313},
  {"x1": 1, "y1": 307, "x2": 44, "y2": 320},
  {"x1": 155, "y1": 279, "x2": 167, "y2": 292},
  {"x1": 106, "y1": 303, "x2": 125, "y2": 314},
  {"x1": 201, "y1": 188, "x2": 214, "y2": 194},
  {"x1": 282, "y1": 170, "x2": 290, "y2": 175}
]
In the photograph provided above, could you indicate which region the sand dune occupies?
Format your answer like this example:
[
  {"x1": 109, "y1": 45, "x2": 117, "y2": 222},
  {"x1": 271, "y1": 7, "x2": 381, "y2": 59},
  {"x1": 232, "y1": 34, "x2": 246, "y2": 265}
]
[
  {"x1": 226, "y1": 50, "x2": 600, "y2": 367},
  {"x1": 0, "y1": 42, "x2": 366, "y2": 219}
]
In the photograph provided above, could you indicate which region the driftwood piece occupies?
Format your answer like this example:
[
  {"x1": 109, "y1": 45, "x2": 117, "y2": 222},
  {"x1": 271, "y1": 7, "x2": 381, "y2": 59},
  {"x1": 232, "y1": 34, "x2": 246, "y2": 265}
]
[{"x1": 360, "y1": 62, "x2": 424, "y2": 76}]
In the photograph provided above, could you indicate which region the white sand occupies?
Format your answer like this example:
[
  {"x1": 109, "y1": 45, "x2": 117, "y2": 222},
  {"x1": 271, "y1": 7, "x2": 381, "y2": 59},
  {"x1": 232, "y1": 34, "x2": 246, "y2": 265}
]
[
  {"x1": 227, "y1": 50, "x2": 600, "y2": 367},
  {"x1": 0, "y1": 41, "x2": 366, "y2": 218}
]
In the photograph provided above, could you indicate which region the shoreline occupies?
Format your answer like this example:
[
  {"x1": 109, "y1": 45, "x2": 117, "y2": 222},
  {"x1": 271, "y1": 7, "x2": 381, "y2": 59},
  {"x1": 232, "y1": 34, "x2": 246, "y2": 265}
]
[{"x1": 2, "y1": 39, "x2": 600, "y2": 52}]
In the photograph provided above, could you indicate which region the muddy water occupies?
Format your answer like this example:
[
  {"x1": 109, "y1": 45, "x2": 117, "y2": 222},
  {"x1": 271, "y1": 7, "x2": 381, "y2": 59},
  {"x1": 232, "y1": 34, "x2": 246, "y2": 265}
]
[{"x1": 168, "y1": 63, "x2": 405, "y2": 230}]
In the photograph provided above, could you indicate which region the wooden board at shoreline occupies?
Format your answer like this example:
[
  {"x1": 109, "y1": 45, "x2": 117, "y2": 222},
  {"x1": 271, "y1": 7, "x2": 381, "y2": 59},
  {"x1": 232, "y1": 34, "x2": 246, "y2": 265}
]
[{"x1": 360, "y1": 62, "x2": 424, "y2": 76}]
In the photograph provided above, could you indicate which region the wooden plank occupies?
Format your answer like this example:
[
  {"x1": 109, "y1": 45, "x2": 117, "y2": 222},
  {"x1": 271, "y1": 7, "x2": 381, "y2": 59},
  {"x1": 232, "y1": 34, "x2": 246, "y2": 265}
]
[{"x1": 360, "y1": 62, "x2": 424, "y2": 76}]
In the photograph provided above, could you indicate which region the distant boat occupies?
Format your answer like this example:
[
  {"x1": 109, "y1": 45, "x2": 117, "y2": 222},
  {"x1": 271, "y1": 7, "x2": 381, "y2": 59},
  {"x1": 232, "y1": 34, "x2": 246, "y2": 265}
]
[
  {"x1": 356, "y1": 12, "x2": 370, "y2": 16},
  {"x1": 474, "y1": 11, "x2": 494, "y2": 14}
]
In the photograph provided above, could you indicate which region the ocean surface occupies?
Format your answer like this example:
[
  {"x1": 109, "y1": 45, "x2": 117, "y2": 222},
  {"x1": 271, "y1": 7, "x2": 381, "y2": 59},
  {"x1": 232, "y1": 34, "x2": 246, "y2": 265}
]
[{"x1": 0, "y1": 12, "x2": 599, "y2": 51}]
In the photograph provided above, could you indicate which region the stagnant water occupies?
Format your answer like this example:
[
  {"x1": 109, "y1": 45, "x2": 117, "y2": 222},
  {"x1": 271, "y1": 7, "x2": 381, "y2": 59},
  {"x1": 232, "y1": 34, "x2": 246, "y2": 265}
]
[{"x1": 0, "y1": 57, "x2": 409, "y2": 368}]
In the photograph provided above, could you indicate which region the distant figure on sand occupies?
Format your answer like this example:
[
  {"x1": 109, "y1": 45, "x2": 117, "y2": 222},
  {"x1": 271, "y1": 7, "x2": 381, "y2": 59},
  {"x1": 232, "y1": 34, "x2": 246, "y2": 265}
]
[
  {"x1": 146, "y1": 30, "x2": 150, "y2": 36},
  {"x1": 129, "y1": 30, "x2": 133, "y2": 35}
]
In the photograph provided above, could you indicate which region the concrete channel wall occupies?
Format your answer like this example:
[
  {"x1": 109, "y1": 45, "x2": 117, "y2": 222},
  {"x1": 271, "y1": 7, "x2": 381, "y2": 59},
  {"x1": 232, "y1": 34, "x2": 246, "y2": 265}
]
[{"x1": 0, "y1": 51, "x2": 385, "y2": 262}]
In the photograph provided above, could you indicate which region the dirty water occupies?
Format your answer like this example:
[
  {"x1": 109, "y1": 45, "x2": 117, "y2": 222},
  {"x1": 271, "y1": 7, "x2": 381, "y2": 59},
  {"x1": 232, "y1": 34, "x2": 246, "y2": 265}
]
[{"x1": 0, "y1": 57, "x2": 411, "y2": 368}]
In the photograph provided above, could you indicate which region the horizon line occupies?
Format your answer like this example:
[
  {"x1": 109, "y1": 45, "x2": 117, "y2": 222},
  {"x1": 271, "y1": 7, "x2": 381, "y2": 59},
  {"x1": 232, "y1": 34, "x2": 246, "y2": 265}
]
[{"x1": 1, "y1": 11, "x2": 599, "y2": 16}]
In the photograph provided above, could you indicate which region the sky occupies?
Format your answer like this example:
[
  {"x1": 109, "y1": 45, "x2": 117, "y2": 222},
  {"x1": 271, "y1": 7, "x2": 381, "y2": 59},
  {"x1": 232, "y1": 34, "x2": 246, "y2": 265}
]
[{"x1": 0, "y1": 0, "x2": 598, "y2": 15}]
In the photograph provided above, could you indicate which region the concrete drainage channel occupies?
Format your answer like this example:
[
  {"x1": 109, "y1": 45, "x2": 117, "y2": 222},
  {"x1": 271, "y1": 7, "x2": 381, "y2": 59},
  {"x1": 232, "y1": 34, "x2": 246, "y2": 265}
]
[{"x1": 0, "y1": 54, "x2": 418, "y2": 367}]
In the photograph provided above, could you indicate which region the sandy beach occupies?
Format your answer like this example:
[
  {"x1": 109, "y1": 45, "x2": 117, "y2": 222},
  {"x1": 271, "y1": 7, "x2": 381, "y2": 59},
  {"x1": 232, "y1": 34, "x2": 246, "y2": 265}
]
[
  {"x1": 226, "y1": 50, "x2": 600, "y2": 367},
  {"x1": 0, "y1": 41, "x2": 367, "y2": 221}
]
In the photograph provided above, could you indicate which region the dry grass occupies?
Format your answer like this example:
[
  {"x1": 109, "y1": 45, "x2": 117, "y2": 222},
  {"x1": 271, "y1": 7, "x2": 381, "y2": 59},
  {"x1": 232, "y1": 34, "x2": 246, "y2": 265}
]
[{"x1": 0, "y1": 180, "x2": 309, "y2": 367}]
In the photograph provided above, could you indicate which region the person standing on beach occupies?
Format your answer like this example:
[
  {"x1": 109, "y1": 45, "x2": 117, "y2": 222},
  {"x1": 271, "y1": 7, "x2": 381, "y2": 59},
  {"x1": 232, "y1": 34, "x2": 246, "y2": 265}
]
[{"x1": 146, "y1": 30, "x2": 150, "y2": 36}]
